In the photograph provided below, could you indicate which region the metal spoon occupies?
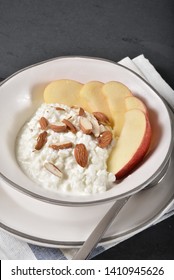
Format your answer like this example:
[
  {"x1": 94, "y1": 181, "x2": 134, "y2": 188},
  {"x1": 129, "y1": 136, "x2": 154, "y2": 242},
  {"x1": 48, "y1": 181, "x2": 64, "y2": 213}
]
[
  {"x1": 72, "y1": 160, "x2": 170, "y2": 260},
  {"x1": 72, "y1": 196, "x2": 130, "y2": 260}
]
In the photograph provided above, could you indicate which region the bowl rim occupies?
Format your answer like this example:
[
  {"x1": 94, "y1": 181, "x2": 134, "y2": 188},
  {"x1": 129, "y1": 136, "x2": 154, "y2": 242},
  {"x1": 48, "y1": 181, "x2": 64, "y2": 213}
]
[{"x1": 0, "y1": 55, "x2": 174, "y2": 206}]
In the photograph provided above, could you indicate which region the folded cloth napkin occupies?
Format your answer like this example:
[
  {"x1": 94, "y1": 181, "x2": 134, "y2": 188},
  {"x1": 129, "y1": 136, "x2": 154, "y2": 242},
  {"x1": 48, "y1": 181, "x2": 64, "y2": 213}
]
[{"x1": 0, "y1": 54, "x2": 174, "y2": 260}]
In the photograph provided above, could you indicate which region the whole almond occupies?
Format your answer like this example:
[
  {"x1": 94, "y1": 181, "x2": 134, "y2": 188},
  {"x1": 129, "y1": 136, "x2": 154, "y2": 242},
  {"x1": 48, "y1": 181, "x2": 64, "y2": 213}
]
[
  {"x1": 44, "y1": 162, "x2": 63, "y2": 178},
  {"x1": 93, "y1": 112, "x2": 110, "y2": 124},
  {"x1": 74, "y1": 143, "x2": 88, "y2": 168},
  {"x1": 49, "y1": 142, "x2": 73, "y2": 150},
  {"x1": 39, "y1": 117, "x2": 49, "y2": 130},
  {"x1": 98, "y1": 131, "x2": 112, "y2": 148},
  {"x1": 49, "y1": 123, "x2": 67, "y2": 132},
  {"x1": 62, "y1": 119, "x2": 77, "y2": 134},
  {"x1": 79, "y1": 117, "x2": 92, "y2": 135},
  {"x1": 35, "y1": 131, "x2": 47, "y2": 150}
]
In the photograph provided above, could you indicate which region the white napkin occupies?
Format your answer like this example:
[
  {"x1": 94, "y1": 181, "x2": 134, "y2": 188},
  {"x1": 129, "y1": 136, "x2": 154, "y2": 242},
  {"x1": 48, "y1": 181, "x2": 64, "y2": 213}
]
[
  {"x1": 120, "y1": 54, "x2": 174, "y2": 108},
  {"x1": 0, "y1": 54, "x2": 174, "y2": 260}
]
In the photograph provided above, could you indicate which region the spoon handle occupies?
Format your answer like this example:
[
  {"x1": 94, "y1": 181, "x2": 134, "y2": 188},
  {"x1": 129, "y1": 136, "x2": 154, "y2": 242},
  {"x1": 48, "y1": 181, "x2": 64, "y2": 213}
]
[{"x1": 72, "y1": 196, "x2": 130, "y2": 260}]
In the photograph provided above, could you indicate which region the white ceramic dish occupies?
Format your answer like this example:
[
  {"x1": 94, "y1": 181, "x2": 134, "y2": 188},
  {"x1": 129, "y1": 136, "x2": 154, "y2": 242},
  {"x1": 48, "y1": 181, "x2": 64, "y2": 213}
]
[
  {"x1": 0, "y1": 56, "x2": 173, "y2": 206},
  {"x1": 0, "y1": 146, "x2": 174, "y2": 248}
]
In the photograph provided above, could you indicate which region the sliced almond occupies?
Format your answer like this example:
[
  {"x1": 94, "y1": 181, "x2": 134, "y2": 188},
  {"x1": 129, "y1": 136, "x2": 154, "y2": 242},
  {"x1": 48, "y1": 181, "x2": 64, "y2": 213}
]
[
  {"x1": 71, "y1": 105, "x2": 79, "y2": 109},
  {"x1": 79, "y1": 117, "x2": 92, "y2": 135},
  {"x1": 35, "y1": 131, "x2": 47, "y2": 150},
  {"x1": 99, "y1": 124, "x2": 107, "y2": 134},
  {"x1": 74, "y1": 143, "x2": 88, "y2": 168},
  {"x1": 49, "y1": 122, "x2": 67, "y2": 133},
  {"x1": 55, "y1": 107, "x2": 65, "y2": 111},
  {"x1": 99, "y1": 124, "x2": 112, "y2": 134},
  {"x1": 39, "y1": 117, "x2": 49, "y2": 130},
  {"x1": 98, "y1": 131, "x2": 113, "y2": 148},
  {"x1": 93, "y1": 112, "x2": 110, "y2": 124},
  {"x1": 49, "y1": 142, "x2": 73, "y2": 150},
  {"x1": 62, "y1": 119, "x2": 77, "y2": 134},
  {"x1": 67, "y1": 116, "x2": 73, "y2": 120},
  {"x1": 78, "y1": 107, "x2": 85, "y2": 116},
  {"x1": 44, "y1": 162, "x2": 63, "y2": 178},
  {"x1": 71, "y1": 106, "x2": 85, "y2": 116},
  {"x1": 90, "y1": 116, "x2": 100, "y2": 137}
]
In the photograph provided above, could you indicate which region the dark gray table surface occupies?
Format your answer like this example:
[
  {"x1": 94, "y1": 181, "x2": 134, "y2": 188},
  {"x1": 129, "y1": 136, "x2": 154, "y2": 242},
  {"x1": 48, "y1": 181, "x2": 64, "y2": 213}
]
[{"x1": 0, "y1": 0, "x2": 174, "y2": 260}]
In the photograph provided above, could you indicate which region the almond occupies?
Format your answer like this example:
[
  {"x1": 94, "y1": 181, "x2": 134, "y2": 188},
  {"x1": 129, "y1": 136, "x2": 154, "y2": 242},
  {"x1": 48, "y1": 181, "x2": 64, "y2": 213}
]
[
  {"x1": 78, "y1": 107, "x2": 85, "y2": 116},
  {"x1": 62, "y1": 119, "x2": 77, "y2": 134},
  {"x1": 90, "y1": 116, "x2": 100, "y2": 137},
  {"x1": 71, "y1": 105, "x2": 79, "y2": 109},
  {"x1": 93, "y1": 112, "x2": 110, "y2": 124},
  {"x1": 99, "y1": 124, "x2": 112, "y2": 133},
  {"x1": 79, "y1": 117, "x2": 92, "y2": 135},
  {"x1": 49, "y1": 123, "x2": 67, "y2": 132},
  {"x1": 49, "y1": 142, "x2": 73, "y2": 150},
  {"x1": 39, "y1": 117, "x2": 49, "y2": 130},
  {"x1": 55, "y1": 107, "x2": 65, "y2": 111},
  {"x1": 74, "y1": 143, "x2": 88, "y2": 168},
  {"x1": 44, "y1": 162, "x2": 63, "y2": 178},
  {"x1": 98, "y1": 131, "x2": 113, "y2": 148},
  {"x1": 35, "y1": 131, "x2": 47, "y2": 150},
  {"x1": 71, "y1": 106, "x2": 85, "y2": 116}
]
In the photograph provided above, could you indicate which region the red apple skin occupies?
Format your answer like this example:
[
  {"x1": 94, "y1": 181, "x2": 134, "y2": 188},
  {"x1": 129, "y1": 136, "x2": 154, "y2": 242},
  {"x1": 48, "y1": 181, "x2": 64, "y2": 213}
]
[{"x1": 115, "y1": 114, "x2": 152, "y2": 180}]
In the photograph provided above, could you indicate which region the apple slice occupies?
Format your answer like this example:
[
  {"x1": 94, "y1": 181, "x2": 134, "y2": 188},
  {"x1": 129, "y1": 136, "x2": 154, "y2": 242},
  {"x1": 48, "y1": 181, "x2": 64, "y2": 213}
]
[
  {"x1": 107, "y1": 109, "x2": 151, "y2": 180},
  {"x1": 125, "y1": 96, "x2": 148, "y2": 115},
  {"x1": 43, "y1": 79, "x2": 83, "y2": 107},
  {"x1": 80, "y1": 81, "x2": 112, "y2": 120},
  {"x1": 102, "y1": 81, "x2": 132, "y2": 136}
]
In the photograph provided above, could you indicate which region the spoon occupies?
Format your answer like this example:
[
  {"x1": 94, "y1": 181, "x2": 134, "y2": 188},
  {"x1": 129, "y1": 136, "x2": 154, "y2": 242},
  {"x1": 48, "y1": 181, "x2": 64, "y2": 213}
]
[
  {"x1": 72, "y1": 160, "x2": 170, "y2": 260},
  {"x1": 72, "y1": 196, "x2": 130, "y2": 260}
]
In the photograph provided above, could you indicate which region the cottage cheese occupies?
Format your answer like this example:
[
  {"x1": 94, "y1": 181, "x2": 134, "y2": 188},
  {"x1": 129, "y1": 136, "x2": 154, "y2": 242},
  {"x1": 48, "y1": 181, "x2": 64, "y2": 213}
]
[{"x1": 16, "y1": 103, "x2": 115, "y2": 195}]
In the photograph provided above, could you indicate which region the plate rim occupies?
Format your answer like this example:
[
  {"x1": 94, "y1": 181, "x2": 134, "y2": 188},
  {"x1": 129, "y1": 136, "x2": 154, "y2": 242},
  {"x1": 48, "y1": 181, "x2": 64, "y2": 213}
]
[
  {"x1": 0, "y1": 171, "x2": 174, "y2": 248},
  {"x1": 0, "y1": 55, "x2": 173, "y2": 206}
]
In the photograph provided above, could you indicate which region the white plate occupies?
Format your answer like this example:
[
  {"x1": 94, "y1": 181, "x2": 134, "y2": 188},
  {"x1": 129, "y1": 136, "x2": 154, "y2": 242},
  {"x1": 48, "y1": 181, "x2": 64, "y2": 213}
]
[
  {"x1": 0, "y1": 56, "x2": 173, "y2": 205},
  {"x1": 0, "y1": 146, "x2": 174, "y2": 248}
]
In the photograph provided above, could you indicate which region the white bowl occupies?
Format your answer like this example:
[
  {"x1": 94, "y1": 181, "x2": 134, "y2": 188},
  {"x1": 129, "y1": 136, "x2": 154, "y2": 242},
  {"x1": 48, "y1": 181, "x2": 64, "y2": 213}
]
[{"x1": 0, "y1": 56, "x2": 173, "y2": 206}]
